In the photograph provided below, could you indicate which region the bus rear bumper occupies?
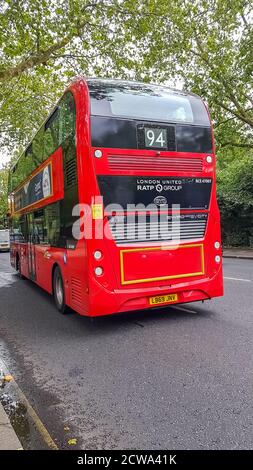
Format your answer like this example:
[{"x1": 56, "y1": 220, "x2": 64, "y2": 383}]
[{"x1": 88, "y1": 268, "x2": 223, "y2": 317}]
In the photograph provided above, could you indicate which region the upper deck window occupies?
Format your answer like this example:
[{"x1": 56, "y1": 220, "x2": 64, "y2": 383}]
[{"x1": 88, "y1": 81, "x2": 210, "y2": 126}]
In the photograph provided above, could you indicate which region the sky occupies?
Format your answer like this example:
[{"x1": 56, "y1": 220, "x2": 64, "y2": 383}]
[{"x1": 0, "y1": 152, "x2": 11, "y2": 169}]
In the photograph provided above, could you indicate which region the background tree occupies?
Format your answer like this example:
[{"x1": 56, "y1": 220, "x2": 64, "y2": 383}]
[
  {"x1": 121, "y1": 0, "x2": 253, "y2": 245},
  {"x1": 1, "y1": 0, "x2": 252, "y2": 152},
  {"x1": 0, "y1": 0, "x2": 145, "y2": 151},
  {"x1": 217, "y1": 152, "x2": 253, "y2": 246},
  {"x1": 0, "y1": 0, "x2": 252, "y2": 244},
  {"x1": 133, "y1": 0, "x2": 253, "y2": 151},
  {"x1": 0, "y1": 164, "x2": 9, "y2": 227}
]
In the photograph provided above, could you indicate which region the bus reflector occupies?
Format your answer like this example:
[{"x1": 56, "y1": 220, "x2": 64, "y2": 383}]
[{"x1": 92, "y1": 204, "x2": 103, "y2": 219}]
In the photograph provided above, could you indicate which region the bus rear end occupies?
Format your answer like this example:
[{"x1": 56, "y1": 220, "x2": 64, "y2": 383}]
[{"x1": 82, "y1": 79, "x2": 223, "y2": 316}]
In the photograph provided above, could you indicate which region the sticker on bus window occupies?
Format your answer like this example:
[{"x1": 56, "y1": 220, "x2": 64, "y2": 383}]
[{"x1": 92, "y1": 204, "x2": 103, "y2": 219}]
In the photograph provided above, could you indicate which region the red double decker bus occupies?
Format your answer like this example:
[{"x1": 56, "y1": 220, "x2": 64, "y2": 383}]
[{"x1": 8, "y1": 78, "x2": 223, "y2": 316}]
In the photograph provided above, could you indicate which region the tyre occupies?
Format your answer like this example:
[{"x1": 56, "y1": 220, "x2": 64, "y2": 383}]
[{"x1": 53, "y1": 266, "x2": 67, "y2": 314}]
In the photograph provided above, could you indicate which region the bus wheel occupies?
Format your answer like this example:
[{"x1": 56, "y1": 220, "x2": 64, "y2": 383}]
[{"x1": 53, "y1": 267, "x2": 67, "y2": 314}]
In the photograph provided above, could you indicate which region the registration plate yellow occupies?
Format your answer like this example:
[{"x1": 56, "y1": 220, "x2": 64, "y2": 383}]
[{"x1": 149, "y1": 293, "x2": 178, "y2": 306}]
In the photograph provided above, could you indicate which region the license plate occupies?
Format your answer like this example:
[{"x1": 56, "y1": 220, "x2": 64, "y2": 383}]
[{"x1": 149, "y1": 293, "x2": 178, "y2": 305}]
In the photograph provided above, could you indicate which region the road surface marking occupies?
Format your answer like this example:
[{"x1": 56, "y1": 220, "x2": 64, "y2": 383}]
[
  {"x1": 0, "y1": 358, "x2": 58, "y2": 450},
  {"x1": 224, "y1": 276, "x2": 252, "y2": 282},
  {"x1": 0, "y1": 272, "x2": 18, "y2": 287},
  {"x1": 171, "y1": 305, "x2": 197, "y2": 314},
  {"x1": 15, "y1": 387, "x2": 59, "y2": 450}
]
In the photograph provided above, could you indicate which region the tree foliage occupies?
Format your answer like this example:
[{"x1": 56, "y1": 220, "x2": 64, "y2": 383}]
[
  {"x1": 0, "y1": 164, "x2": 9, "y2": 227},
  {"x1": 0, "y1": 0, "x2": 252, "y2": 243},
  {"x1": 0, "y1": 0, "x2": 147, "y2": 150},
  {"x1": 133, "y1": 0, "x2": 253, "y2": 150},
  {"x1": 0, "y1": 0, "x2": 252, "y2": 152},
  {"x1": 217, "y1": 152, "x2": 253, "y2": 246}
]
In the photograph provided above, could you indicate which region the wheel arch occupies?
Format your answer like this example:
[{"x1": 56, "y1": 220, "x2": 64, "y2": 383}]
[
  {"x1": 52, "y1": 262, "x2": 68, "y2": 314},
  {"x1": 51, "y1": 262, "x2": 60, "y2": 294}
]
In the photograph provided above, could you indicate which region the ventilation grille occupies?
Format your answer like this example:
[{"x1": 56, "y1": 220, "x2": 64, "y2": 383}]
[
  {"x1": 108, "y1": 155, "x2": 203, "y2": 172},
  {"x1": 108, "y1": 213, "x2": 208, "y2": 245},
  {"x1": 71, "y1": 277, "x2": 82, "y2": 306},
  {"x1": 65, "y1": 158, "x2": 77, "y2": 187}
]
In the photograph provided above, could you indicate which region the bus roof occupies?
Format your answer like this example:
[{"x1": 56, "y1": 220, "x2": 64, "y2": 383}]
[
  {"x1": 10, "y1": 77, "x2": 206, "y2": 173},
  {"x1": 84, "y1": 77, "x2": 201, "y2": 99}
]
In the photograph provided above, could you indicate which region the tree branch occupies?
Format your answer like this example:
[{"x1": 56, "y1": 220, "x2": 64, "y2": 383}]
[
  {"x1": 241, "y1": 13, "x2": 250, "y2": 29},
  {"x1": 220, "y1": 141, "x2": 253, "y2": 149},
  {"x1": 213, "y1": 99, "x2": 253, "y2": 128},
  {"x1": 192, "y1": 34, "x2": 253, "y2": 128},
  {"x1": 0, "y1": 1, "x2": 103, "y2": 83},
  {"x1": 214, "y1": 116, "x2": 236, "y2": 128},
  {"x1": 0, "y1": 34, "x2": 76, "y2": 82}
]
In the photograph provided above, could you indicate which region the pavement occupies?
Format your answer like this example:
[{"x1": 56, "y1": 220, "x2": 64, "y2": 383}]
[
  {"x1": 0, "y1": 254, "x2": 22, "y2": 450},
  {"x1": 0, "y1": 402, "x2": 22, "y2": 450},
  {"x1": 0, "y1": 251, "x2": 253, "y2": 450},
  {"x1": 223, "y1": 248, "x2": 253, "y2": 260}
]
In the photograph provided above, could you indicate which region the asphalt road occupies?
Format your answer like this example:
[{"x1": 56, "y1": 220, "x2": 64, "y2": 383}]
[{"x1": 0, "y1": 251, "x2": 253, "y2": 450}]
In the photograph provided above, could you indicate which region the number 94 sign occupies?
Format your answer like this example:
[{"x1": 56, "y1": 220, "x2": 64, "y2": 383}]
[{"x1": 144, "y1": 127, "x2": 167, "y2": 149}]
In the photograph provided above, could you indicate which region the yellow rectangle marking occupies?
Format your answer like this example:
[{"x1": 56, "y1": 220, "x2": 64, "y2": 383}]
[{"x1": 120, "y1": 243, "x2": 205, "y2": 285}]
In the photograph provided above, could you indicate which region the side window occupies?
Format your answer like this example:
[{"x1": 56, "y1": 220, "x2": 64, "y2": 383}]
[
  {"x1": 44, "y1": 108, "x2": 60, "y2": 159},
  {"x1": 14, "y1": 154, "x2": 26, "y2": 189},
  {"x1": 58, "y1": 92, "x2": 78, "y2": 249},
  {"x1": 10, "y1": 215, "x2": 19, "y2": 242},
  {"x1": 44, "y1": 203, "x2": 60, "y2": 247},
  {"x1": 20, "y1": 215, "x2": 28, "y2": 243},
  {"x1": 24, "y1": 144, "x2": 35, "y2": 180},
  {"x1": 10, "y1": 93, "x2": 75, "y2": 193},
  {"x1": 10, "y1": 151, "x2": 35, "y2": 193},
  {"x1": 33, "y1": 209, "x2": 47, "y2": 245},
  {"x1": 59, "y1": 92, "x2": 76, "y2": 145},
  {"x1": 10, "y1": 214, "x2": 28, "y2": 243},
  {"x1": 32, "y1": 128, "x2": 44, "y2": 166}
]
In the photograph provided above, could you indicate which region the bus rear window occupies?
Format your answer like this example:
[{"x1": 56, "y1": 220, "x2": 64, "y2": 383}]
[{"x1": 88, "y1": 81, "x2": 210, "y2": 126}]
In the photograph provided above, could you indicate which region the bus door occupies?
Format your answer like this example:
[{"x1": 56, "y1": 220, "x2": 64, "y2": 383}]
[{"x1": 27, "y1": 213, "x2": 37, "y2": 280}]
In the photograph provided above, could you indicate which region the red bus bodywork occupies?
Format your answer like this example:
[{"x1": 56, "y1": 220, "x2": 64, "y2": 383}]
[{"x1": 10, "y1": 78, "x2": 223, "y2": 316}]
